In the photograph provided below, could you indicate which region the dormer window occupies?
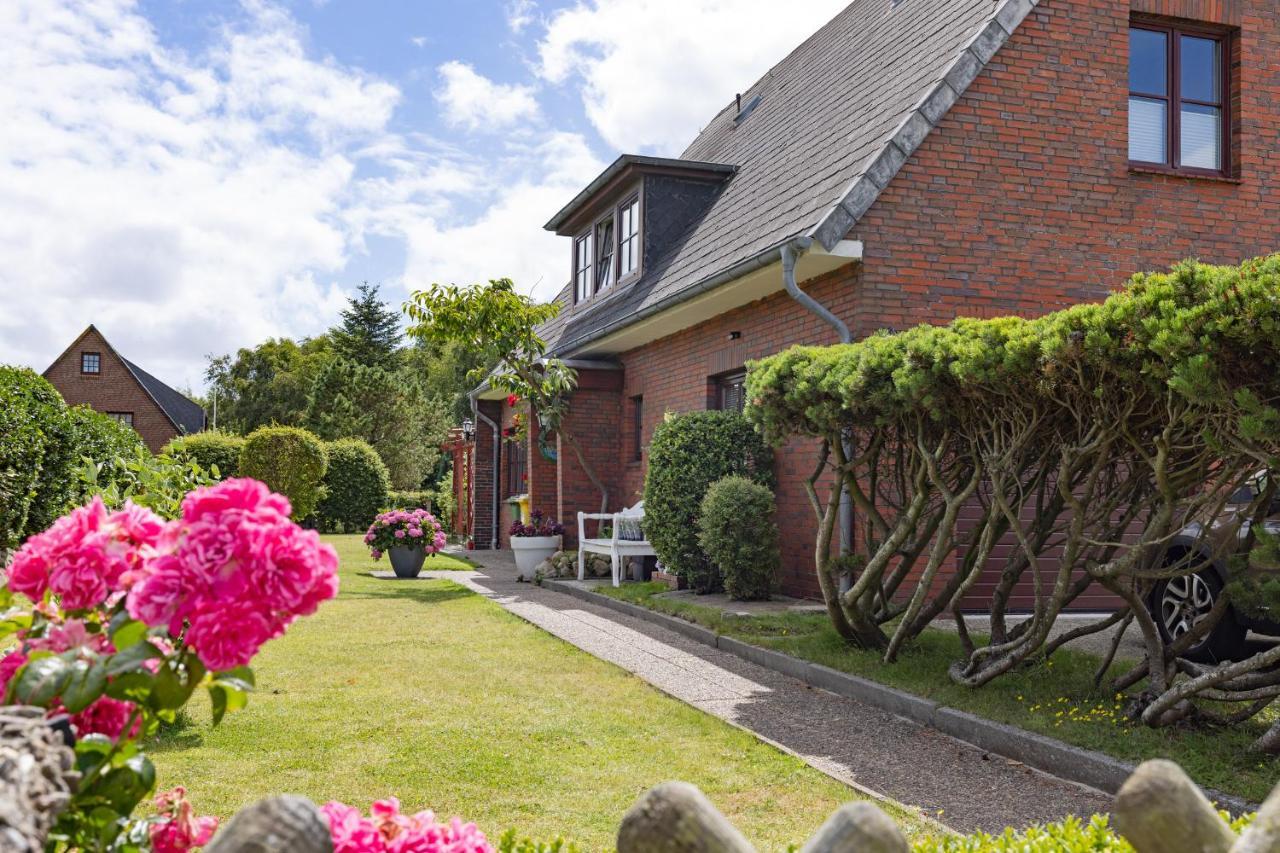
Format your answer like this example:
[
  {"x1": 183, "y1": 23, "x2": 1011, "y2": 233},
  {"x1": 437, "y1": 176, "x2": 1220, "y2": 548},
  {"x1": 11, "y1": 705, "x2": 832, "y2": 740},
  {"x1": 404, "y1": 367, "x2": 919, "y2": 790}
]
[
  {"x1": 596, "y1": 215, "x2": 615, "y2": 291},
  {"x1": 574, "y1": 233, "x2": 592, "y2": 302},
  {"x1": 618, "y1": 195, "x2": 640, "y2": 279}
]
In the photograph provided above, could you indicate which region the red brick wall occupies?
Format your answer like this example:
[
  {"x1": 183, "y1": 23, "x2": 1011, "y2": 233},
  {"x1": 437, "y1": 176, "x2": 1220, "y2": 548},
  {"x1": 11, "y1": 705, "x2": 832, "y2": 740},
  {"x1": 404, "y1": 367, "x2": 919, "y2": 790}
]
[
  {"x1": 555, "y1": 369, "x2": 623, "y2": 549},
  {"x1": 43, "y1": 328, "x2": 178, "y2": 453}
]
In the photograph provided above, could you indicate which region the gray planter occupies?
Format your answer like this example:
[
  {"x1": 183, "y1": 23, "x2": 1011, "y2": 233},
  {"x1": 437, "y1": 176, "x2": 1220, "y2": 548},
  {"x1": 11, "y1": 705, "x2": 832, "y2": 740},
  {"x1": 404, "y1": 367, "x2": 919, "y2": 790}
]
[{"x1": 389, "y1": 546, "x2": 427, "y2": 578}]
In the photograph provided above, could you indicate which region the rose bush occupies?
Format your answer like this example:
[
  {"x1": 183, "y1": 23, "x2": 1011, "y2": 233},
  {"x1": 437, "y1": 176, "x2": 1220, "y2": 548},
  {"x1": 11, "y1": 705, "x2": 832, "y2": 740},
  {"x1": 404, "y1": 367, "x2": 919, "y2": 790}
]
[
  {"x1": 365, "y1": 507, "x2": 447, "y2": 560},
  {"x1": 322, "y1": 797, "x2": 493, "y2": 853},
  {"x1": 0, "y1": 477, "x2": 339, "y2": 850}
]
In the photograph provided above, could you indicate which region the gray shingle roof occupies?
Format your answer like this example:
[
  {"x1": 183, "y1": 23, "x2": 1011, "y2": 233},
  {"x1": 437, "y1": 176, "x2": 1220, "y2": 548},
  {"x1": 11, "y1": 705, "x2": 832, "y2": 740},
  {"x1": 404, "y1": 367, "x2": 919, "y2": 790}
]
[
  {"x1": 541, "y1": 0, "x2": 1039, "y2": 355},
  {"x1": 122, "y1": 358, "x2": 206, "y2": 435}
]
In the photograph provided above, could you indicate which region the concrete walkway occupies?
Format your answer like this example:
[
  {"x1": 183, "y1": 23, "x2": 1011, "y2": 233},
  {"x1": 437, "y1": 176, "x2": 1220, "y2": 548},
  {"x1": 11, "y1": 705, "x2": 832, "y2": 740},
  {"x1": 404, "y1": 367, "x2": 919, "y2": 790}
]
[{"x1": 406, "y1": 548, "x2": 1111, "y2": 835}]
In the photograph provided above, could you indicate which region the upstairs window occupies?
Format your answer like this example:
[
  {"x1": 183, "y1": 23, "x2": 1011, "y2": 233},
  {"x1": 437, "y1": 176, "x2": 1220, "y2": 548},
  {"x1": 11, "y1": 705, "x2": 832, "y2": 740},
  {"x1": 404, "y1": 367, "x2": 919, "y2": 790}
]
[
  {"x1": 595, "y1": 216, "x2": 615, "y2": 291},
  {"x1": 572, "y1": 190, "x2": 643, "y2": 304},
  {"x1": 81, "y1": 352, "x2": 101, "y2": 374},
  {"x1": 1129, "y1": 23, "x2": 1229, "y2": 175},
  {"x1": 618, "y1": 196, "x2": 640, "y2": 280},
  {"x1": 574, "y1": 233, "x2": 592, "y2": 302}
]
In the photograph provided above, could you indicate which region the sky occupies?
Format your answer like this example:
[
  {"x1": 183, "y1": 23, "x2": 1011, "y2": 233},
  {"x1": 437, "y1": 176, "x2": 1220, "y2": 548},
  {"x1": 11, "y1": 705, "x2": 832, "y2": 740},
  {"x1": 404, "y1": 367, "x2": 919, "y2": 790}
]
[{"x1": 0, "y1": 0, "x2": 849, "y2": 392}]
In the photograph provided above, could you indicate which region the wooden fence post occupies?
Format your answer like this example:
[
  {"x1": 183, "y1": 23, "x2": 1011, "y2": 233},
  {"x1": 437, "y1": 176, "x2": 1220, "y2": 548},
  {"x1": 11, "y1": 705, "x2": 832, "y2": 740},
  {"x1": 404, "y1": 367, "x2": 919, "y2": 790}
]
[
  {"x1": 1113, "y1": 759, "x2": 1236, "y2": 853},
  {"x1": 617, "y1": 782, "x2": 756, "y2": 853},
  {"x1": 799, "y1": 802, "x2": 909, "y2": 853},
  {"x1": 205, "y1": 795, "x2": 332, "y2": 853}
]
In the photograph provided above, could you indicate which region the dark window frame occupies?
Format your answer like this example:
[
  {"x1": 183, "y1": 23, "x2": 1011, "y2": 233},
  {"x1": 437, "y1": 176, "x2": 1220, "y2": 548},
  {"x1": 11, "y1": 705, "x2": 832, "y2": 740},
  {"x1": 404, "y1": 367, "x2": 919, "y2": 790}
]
[
  {"x1": 570, "y1": 183, "x2": 644, "y2": 304},
  {"x1": 713, "y1": 370, "x2": 747, "y2": 413},
  {"x1": 106, "y1": 411, "x2": 134, "y2": 427},
  {"x1": 630, "y1": 394, "x2": 644, "y2": 462},
  {"x1": 504, "y1": 436, "x2": 527, "y2": 499},
  {"x1": 1129, "y1": 19, "x2": 1232, "y2": 178},
  {"x1": 80, "y1": 352, "x2": 101, "y2": 375}
]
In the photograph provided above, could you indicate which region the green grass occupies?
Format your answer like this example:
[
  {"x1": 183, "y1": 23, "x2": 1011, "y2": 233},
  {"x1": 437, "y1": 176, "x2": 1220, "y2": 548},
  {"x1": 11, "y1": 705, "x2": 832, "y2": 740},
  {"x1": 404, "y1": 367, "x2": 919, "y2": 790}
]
[
  {"x1": 598, "y1": 582, "x2": 1279, "y2": 804},
  {"x1": 150, "y1": 535, "x2": 928, "y2": 849}
]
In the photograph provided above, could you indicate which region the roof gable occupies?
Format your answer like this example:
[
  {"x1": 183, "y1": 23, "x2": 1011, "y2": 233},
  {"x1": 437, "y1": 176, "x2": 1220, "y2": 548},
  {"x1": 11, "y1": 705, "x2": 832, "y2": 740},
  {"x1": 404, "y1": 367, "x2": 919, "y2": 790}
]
[{"x1": 540, "y1": 0, "x2": 1041, "y2": 356}]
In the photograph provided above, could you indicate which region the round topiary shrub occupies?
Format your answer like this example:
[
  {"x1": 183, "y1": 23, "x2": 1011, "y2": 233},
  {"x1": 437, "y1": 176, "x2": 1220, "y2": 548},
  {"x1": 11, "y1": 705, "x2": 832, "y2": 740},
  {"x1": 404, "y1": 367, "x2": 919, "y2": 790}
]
[
  {"x1": 698, "y1": 475, "x2": 780, "y2": 601},
  {"x1": 318, "y1": 438, "x2": 391, "y2": 532},
  {"x1": 644, "y1": 410, "x2": 773, "y2": 594},
  {"x1": 164, "y1": 430, "x2": 246, "y2": 479},
  {"x1": 239, "y1": 426, "x2": 328, "y2": 521}
]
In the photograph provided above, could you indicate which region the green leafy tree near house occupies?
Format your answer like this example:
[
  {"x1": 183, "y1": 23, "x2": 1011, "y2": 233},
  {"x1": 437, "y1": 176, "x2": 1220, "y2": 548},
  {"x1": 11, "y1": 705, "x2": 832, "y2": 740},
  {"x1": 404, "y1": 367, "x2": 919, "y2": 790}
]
[
  {"x1": 331, "y1": 282, "x2": 403, "y2": 372},
  {"x1": 204, "y1": 336, "x2": 335, "y2": 433}
]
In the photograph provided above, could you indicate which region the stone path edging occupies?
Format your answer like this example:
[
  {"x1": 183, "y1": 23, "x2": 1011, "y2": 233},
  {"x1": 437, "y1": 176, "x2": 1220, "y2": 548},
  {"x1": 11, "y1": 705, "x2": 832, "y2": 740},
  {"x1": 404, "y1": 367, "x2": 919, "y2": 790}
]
[{"x1": 542, "y1": 578, "x2": 1255, "y2": 817}]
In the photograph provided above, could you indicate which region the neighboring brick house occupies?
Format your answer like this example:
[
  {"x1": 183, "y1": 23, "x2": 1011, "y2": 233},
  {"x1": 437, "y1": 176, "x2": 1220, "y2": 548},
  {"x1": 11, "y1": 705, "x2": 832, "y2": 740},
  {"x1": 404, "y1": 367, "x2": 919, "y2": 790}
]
[
  {"x1": 44, "y1": 325, "x2": 206, "y2": 452},
  {"x1": 472, "y1": 0, "x2": 1280, "y2": 606}
]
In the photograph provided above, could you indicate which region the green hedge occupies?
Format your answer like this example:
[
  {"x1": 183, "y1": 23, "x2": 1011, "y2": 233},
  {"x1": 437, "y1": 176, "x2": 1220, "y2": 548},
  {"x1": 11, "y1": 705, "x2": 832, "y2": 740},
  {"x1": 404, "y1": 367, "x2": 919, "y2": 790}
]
[
  {"x1": 698, "y1": 476, "x2": 780, "y2": 601},
  {"x1": 0, "y1": 367, "x2": 61, "y2": 553},
  {"x1": 644, "y1": 410, "x2": 773, "y2": 594},
  {"x1": 318, "y1": 438, "x2": 390, "y2": 532},
  {"x1": 66, "y1": 405, "x2": 145, "y2": 502},
  {"x1": 387, "y1": 490, "x2": 433, "y2": 511},
  {"x1": 239, "y1": 426, "x2": 328, "y2": 521},
  {"x1": 163, "y1": 430, "x2": 245, "y2": 479}
]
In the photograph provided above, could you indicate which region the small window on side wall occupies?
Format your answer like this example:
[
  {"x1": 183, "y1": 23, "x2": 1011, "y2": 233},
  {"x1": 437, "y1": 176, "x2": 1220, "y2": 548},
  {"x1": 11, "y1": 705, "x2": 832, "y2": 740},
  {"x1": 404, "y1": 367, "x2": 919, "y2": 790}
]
[
  {"x1": 715, "y1": 371, "x2": 747, "y2": 413},
  {"x1": 1129, "y1": 22, "x2": 1229, "y2": 175},
  {"x1": 81, "y1": 352, "x2": 101, "y2": 374},
  {"x1": 107, "y1": 412, "x2": 133, "y2": 427}
]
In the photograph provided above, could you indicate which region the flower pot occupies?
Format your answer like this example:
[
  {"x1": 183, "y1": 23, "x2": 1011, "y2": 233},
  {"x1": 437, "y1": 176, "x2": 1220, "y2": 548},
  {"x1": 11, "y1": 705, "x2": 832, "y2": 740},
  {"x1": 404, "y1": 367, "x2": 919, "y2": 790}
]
[
  {"x1": 511, "y1": 535, "x2": 561, "y2": 581},
  {"x1": 389, "y1": 546, "x2": 427, "y2": 579}
]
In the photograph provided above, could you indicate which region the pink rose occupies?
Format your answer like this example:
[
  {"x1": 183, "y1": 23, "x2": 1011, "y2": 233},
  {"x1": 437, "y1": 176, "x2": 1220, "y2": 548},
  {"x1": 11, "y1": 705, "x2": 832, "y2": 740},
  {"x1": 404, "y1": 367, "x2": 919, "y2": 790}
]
[
  {"x1": 322, "y1": 802, "x2": 383, "y2": 853},
  {"x1": 0, "y1": 651, "x2": 28, "y2": 692},
  {"x1": 70, "y1": 696, "x2": 140, "y2": 740},
  {"x1": 127, "y1": 558, "x2": 188, "y2": 634},
  {"x1": 185, "y1": 602, "x2": 273, "y2": 672},
  {"x1": 6, "y1": 548, "x2": 50, "y2": 601},
  {"x1": 150, "y1": 787, "x2": 218, "y2": 853}
]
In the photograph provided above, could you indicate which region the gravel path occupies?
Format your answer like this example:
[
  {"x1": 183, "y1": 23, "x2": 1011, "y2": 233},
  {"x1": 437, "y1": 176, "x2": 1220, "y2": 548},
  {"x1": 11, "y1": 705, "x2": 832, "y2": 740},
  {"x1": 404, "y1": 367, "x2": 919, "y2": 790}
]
[{"x1": 405, "y1": 549, "x2": 1112, "y2": 835}]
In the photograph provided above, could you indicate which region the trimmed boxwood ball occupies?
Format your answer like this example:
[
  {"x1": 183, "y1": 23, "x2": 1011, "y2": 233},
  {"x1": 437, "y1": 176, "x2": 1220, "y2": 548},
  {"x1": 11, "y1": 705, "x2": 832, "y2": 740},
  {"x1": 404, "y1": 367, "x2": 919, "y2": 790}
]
[
  {"x1": 164, "y1": 430, "x2": 245, "y2": 480},
  {"x1": 318, "y1": 438, "x2": 391, "y2": 532},
  {"x1": 643, "y1": 410, "x2": 773, "y2": 594},
  {"x1": 698, "y1": 476, "x2": 780, "y2": 601},
  {"x1": 239, "y1": 426, "x2": 328, "y2": 521}
]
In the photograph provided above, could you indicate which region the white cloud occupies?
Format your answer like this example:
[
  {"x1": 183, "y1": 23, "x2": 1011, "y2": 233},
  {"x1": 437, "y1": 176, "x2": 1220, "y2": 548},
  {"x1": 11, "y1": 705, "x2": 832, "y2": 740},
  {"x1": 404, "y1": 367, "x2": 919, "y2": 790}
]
[
  {"x1": 435, "y1": 61, "x2": 541, "y2": 132},
  {"x1": 536, "y1": 0, "x2": 848, "y2": 153},
  {"x1": 506, "y1": 0, "x2": 538, "y2": 33}
]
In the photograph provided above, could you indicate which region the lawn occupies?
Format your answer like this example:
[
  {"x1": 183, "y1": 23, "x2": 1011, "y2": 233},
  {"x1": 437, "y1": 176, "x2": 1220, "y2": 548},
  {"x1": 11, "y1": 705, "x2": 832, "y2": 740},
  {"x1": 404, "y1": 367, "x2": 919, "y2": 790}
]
[
  {"x1": 597, "y1": 582, "x2": 1279, "y2": 805},
  {"x1": 150, "y1": 535, "x2": 925, "y2": 849}
]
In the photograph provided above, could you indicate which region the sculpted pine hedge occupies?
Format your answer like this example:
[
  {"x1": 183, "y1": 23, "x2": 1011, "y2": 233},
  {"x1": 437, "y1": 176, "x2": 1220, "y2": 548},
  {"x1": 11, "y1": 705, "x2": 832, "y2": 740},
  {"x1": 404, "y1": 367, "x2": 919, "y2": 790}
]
[{"x1": 747, "y1": 255, "x2": 1280, "y2": 747}]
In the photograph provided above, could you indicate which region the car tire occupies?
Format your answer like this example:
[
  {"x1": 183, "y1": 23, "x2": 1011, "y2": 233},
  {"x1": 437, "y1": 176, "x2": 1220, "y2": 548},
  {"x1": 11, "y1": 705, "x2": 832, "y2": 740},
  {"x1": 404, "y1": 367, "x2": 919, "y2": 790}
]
[{"x1": 1151, "y1": 569, "x2": 1248, "y2": 663}]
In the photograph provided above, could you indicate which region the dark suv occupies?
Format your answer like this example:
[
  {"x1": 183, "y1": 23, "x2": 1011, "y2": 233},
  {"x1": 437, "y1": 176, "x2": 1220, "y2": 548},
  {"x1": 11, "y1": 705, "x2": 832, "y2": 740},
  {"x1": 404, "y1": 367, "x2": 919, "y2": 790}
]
[{"x1": 1151, "y1": 483, "x2": 1280, "y2": 662}]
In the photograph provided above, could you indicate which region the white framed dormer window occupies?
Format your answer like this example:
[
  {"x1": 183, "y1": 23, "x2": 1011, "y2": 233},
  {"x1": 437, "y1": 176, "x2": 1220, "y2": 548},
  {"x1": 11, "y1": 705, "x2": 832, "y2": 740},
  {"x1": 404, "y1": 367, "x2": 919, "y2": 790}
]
[{"x1": 572, "y1": 187, "x2": 643, "y2": 304}]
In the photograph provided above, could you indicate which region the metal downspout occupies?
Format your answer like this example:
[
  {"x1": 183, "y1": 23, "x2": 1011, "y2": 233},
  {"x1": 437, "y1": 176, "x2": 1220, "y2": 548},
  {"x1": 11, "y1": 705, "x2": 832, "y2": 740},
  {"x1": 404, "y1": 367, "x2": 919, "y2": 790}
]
[
  {"x1": 471, "y1": 392, "x2": 500, "y2": 551},
  {"x1": 781, "y1": 239, "x2": 855, "y2": 594}
]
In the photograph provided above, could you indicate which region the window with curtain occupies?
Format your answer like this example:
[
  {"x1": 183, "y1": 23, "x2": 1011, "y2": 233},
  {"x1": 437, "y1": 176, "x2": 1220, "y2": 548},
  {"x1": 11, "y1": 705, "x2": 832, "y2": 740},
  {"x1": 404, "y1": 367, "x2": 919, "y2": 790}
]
[{"x1": 1129, "y1": 23, "x2": 1227, "y2": 174}]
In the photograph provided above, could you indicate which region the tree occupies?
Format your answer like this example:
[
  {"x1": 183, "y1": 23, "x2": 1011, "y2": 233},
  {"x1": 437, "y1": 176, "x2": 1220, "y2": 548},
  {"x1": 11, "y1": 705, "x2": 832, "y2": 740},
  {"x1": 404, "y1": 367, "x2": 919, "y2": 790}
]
[
  {"x1": 404, "y1": 278, "x2": 610, "y2": 513},
  {"x1": 331, "y1": 283, "x2": 402, "y2": 371},
  {"x1": 204, "y1": 336, "x2": 335, "y2": 433},
  {"x1": 304, "y1": 359, "x2": 451, "y2": 490}
]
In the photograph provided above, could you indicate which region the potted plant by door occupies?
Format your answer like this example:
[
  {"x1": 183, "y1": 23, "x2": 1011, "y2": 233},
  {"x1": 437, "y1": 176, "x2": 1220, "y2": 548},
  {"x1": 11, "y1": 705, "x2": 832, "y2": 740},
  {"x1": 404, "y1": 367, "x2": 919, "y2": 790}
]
[
  {"x1": 510, "y1": 509, "x2": 564, "y2": 581},
  {"x1": 365, "y1": 508, "x2": 447, "y2": 578}
]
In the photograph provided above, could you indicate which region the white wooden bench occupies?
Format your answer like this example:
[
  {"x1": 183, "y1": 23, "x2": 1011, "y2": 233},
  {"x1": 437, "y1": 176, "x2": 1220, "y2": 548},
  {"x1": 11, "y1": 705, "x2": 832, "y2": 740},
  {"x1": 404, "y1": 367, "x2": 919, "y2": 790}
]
[{"x1": 577, "y1": 501, "x2": 656, "y2": 587}]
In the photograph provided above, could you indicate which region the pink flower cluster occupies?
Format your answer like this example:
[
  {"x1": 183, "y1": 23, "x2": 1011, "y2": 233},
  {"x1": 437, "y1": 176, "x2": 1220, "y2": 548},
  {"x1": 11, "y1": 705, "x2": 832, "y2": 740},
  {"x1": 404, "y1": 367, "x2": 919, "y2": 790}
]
[
  {"x1": 8, "y1": 497, "x2": 165, "y2": 611},
  {"x1": 126, "y1": 479, "x2": 340, "y2": 672},
  {"x1": 322, "y1": 798, "x2": 492, "y2": 853},
  {"x1": 364, "y1": 508, "x2": 446, "y2": 561},
  {"x1": 149, "y1": 787, "x2": 218, "y2": 853}
]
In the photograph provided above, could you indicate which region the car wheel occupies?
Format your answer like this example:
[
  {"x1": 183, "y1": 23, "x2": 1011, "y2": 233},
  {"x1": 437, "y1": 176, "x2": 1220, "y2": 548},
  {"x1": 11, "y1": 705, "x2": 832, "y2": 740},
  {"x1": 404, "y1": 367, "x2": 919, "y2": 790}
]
[{"x1": 1152, "y1": 569, "x2": 1248, "y2": 663}]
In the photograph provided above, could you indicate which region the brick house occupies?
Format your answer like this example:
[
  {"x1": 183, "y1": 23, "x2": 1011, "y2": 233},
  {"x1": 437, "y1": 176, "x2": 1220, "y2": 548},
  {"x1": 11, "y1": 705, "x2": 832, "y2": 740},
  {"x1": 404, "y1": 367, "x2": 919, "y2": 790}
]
[
  {"x1": 44, "y1": 325, "x2": 206, "y2": 452},
  {"x1": 471, "y1": 0, "x2": 1280, "y2": 605}
]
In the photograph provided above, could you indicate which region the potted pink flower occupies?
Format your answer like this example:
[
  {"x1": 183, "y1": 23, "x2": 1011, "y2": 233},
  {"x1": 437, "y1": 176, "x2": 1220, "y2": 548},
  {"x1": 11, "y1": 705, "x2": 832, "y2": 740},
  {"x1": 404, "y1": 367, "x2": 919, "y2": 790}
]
[
  {"x1": 365, "y1": 508, "x2": 447, "y2": 578},
  {"x1": 509, "y1": 509, "x2": 564, "y2": 581}
]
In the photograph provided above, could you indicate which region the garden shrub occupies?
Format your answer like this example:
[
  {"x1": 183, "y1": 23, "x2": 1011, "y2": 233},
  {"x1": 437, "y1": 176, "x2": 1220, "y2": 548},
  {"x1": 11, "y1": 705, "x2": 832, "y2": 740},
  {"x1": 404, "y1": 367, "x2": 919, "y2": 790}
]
[
  {"x1": 644, "y1": 410, "x2": 773, "y2": 594},
  {"x1": 239, "y1": 426, "x2": 328, "y2": 520},
  {"x1": 698, "y1": 476, "x2": 780, "y2": 601},
  {"x1": 77, "y1": 445, "x2": 217, "y2": 520},
  {"x1": 66, "y1": 405, "x2": 145, "y2": 503},
  {"x1": 6, "y1": 369, "x2": 79, "y2": 539},
  {"x1": 164, "y1": 430, "x2": 245, "y2": 479},
  {"x1": 317, "y1": 437, "x2": 391, "y2": 532},
  {"x1": 388, "y1": 489, "x2": 433, "y2": 511},
  {"x1": 0, "y1": 366, "x2": 59, "y2": 553}
]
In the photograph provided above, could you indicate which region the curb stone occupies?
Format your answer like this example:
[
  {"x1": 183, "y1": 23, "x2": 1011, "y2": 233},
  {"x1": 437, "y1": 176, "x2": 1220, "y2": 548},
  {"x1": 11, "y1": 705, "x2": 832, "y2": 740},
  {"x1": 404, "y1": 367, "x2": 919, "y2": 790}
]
[{"x1": 542, "y1": 579, "x2": 1257, "y2": 816}]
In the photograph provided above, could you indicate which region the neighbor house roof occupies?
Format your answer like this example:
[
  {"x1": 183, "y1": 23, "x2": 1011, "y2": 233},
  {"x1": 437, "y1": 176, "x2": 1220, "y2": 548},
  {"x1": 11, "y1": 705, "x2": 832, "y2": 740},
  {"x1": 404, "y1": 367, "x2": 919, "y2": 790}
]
[
  {"x1": 121, "y1": 358, "x2": 206, "y2": 435},
  {"x1": 540, "y1": 0, "x2": 1040, "y2": 356}
]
